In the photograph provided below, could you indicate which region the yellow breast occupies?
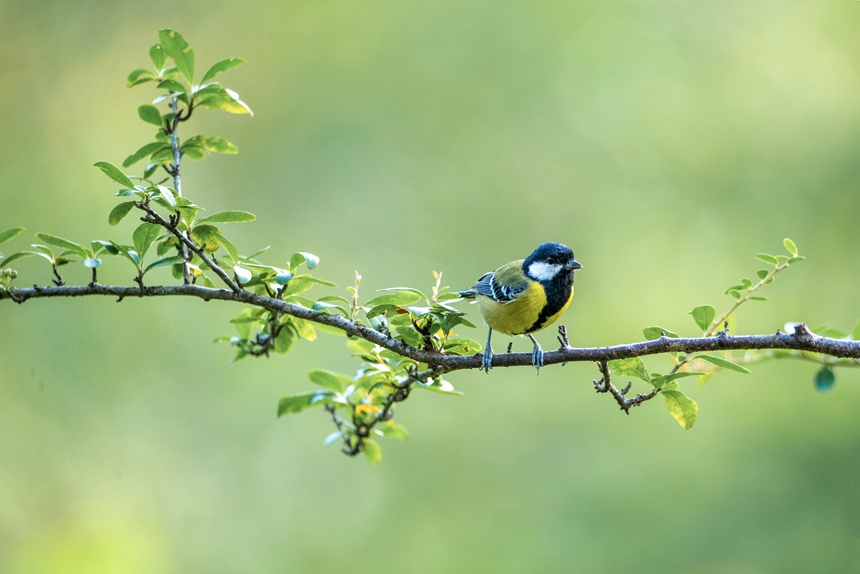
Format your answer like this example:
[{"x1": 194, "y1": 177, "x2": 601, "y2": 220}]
[{"x1": 477, "y1": 282, "x2": 574, "y2": 335}]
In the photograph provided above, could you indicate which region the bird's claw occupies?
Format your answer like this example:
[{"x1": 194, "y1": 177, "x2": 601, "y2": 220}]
[
  {"x1": 532, "y1": 345, "x2": 544, "y2": 374},
  {"x1": 481, "y1": 346, "x2": 493, "y2": 373}
]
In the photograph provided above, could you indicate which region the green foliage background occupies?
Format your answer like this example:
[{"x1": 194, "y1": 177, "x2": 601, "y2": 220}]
[{"x1": 2, "y1": 1, "x2": 859, "y2": 572}]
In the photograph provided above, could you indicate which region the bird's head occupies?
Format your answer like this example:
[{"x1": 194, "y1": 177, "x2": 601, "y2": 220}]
[{"x1": 523, "y1": 242, "x2": 582, "y2": 282}]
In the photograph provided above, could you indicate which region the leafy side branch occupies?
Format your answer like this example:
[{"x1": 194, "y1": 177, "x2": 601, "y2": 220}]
[{"x1": 1, "y1": 29, "x2": 858, "y2": 464}]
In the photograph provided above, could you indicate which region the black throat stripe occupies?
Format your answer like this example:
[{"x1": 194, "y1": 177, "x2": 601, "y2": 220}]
[{"x1": 526, "y1": 271, "x2": 574, "y2": 333}]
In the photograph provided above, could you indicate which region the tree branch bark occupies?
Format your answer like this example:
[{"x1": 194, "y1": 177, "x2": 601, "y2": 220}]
[{"x1": 4, "y1": 283, "x2": 859, "y2": 370}]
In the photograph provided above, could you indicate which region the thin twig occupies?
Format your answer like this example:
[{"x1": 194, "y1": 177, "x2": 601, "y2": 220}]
[{"x1": 137, "y1": 202, "x2": 243, "y2": 293}]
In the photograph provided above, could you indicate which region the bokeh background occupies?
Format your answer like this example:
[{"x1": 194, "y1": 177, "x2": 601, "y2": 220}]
[{"x1": 2, "y1": 1, "x2": 859, "y2": 572}]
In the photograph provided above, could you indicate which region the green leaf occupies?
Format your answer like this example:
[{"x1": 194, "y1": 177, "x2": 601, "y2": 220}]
[
  {"x1": 144, "y1": 255, "x2": 183, "y2": 273},
  {"x1": 663, "y1": 390, "x2": 698, "y2": 429},
  {"x1": 94, "y1": 161, "x2": 136, "y2": 189},
  {"x1": 323, "y1": 430, "x2": 345, "y2": 447},
  {"x1": 308, "y1": 369, "x2": 350, "y2": 393},
  {"x1": 695, "y1": 354, "x2": 751, "y2": 374},
  {"x1": 290, "y1": 252, "x2": 319, "y2": 271},
  {"x1": 197, "y1": 210, "x2": 256, "y2": 224},
  {"x1": 154, "y1": 185, "x2": 176, "y2": 208},
  {"x1": 137, "y1": 105, "x2": 163, "y2": 127},
  {"x1": 34, "y1": 233, "x2": 87, "y2": 258},
  {"x1": 212, "y1": 231, "x2": 238, "y2": 264},
  {"x1": 284, "y1": 275, "x2": 336, "y2": 296},
  {"x1": 200, "y1": 57, "x2": 246, "y2": 83},
  {"x1": 0, "y1": 251, "x2": 35, "y2": 267},
  {"x1": 292, "y1": 318, "x2": 317, "y2": 341},
  {"x1": 642, "y1": 326, "x2": 679, "y2": 340},
  {"x1": 158, "y1": 29, "x2": 195, "y2": 83},
  {"x1": 650, "y1": 371, "x2": 705, "y2": 387},
  {"x1": 377, "y1": 421, "x2": 409, "y2": 441},
  {"x1": 149, "y1": 43, "x2": 167, "y2": 70},
  {"x1": 123, "y1": 142, "x2": 168, "y2": 168},
  {"x1": 756, "y1": 269, "x2": 769, "y2": 280},
  {"x1": 379, "y1": 287, "x2": 429, "y2": 303},
  {"x1": 414, "y1": 377, "x2": 463, "y2": 395},
  {"x1": 363, "y1": 439, "x2": 382, "y2": 465},
  {"x1": 0, "y1": 227, "x2": 25, "y2": 246},
  {"x1": 198, "y1": 87, "x2": 253, "y2": 116},
  {"x1": 132, "y1": 223, "x2": 161, "y2": 258},
  {"x1": 608, "y1": 357, "x2": 649, "y2": 382},
  {"x1": 814, "y1": 367, "x2": 835, "y2": 392},
  {"x1": 276, "y1": 390, "x2": 334, "y2": 416},
  {"x1": 443, "y1": 337, "x2": 483, "y2": 355},
  {"x1": 203, "y1": 136, "x2": 238, "y2": 154},
  {"x1": 783, "y1": 238, "x2": 798, "y2": 256},
  {"x1": 182, "y1": 135, "x2": 238, "y2": 157},
  {"x1": 276, "y1": 271, "x2": 294, "y2": 285},
  {"x1": 190, "y1": 224, "x2": 222, "y2": 252},
  {"x1": 270, "y1": 325, "x2": 292, "y2": 353},
  {"x1": 127, "y1": 68, "x2": 157, "y2": 88},
  {"x1": 754, "y1": 253, "x2": 778, "y2": 266},
  {"x1": 156, "y1": 79, "x2": 186, "y2": 93},
  {"x1": 689, "y1": 305, "x2": 715, "y2": 332},
  {"x1": 108, "y1": 201, "x2": 136, "y2": 226},
  {"x1": 364, "y1": 291, "x2": 423, "y2": 308},
  {"x1": 233, "y1": 265, "x2": 253, "y2": 284},
  {"x1": 850, "y1": 320, "x2": 860, "y2": 341}
]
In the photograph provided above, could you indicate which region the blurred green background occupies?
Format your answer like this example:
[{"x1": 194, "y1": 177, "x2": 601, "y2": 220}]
[{"x1": 2, "y1": 1, "x2": 859, "y2": 572}]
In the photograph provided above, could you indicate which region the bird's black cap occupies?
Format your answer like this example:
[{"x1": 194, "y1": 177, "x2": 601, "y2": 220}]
[{"x1": 524, "y1": 242, "x2": 579, "y2": 267}]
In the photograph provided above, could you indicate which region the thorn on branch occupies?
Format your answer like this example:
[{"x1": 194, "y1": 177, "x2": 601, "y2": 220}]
[
  {"x1": 557, "y1": 325, "x2": 571, "y2": 349},
  {"x1": 507, "y1": 342, "x2": 513, "y2": 354},
  {"x1": 793, "y1": 323, "x2": 813, "y2": 342}
]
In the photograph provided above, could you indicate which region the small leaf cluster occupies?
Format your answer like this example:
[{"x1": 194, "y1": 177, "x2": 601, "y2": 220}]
[
  {"x1": 0, "y1": 227, "x2": 115, "y2": 286},
  {"x1": 618, "y1": 239, "x2": 803, "y2": 429},
  {"x1": 273, "y1": 272, "x2": 481, "y2": 461},
  {"x1": 329, "y1": 272, "x2": 480, "y2": 354},
  {"x1": 124, "y1": 29, "x2": 251, "y2": 180},
  {"x1": 278, "y1": 338, "x2": 462, "y2": 464},
  {"x1": 98, "y1": 161, "x2": 260, "y2": 286},
  {"x1": 0, "y1": 227, "x2": 27, "y2": 290},
  {"x1": 216, "y1": 252, "x2": 336, "y2": 360}
]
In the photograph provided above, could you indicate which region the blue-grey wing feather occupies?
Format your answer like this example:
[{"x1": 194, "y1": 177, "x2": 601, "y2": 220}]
[{"x1": 471, "y1": 271, "x2": 522, "y2": 303}]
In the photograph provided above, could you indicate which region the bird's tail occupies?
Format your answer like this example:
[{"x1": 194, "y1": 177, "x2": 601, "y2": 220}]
[{"x1": 457, "y1": 288, "x2": 477, "y2": 299}]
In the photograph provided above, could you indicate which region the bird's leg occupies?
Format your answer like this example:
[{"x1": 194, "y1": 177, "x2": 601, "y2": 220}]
[
  {"x1": 481, "y1": 328, "x2": 494, "y2": 373},
  {"x1": 527, "y1": 334, "x2": 544, "y2": 374}
]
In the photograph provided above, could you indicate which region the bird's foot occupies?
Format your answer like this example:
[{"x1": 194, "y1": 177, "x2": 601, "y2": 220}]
[
  {"x1": 481, "y1": 346, "x2": 493, "y2": 373},
  {"x1": 531, "y1": 345, "x2": 544, "y2": 374}
]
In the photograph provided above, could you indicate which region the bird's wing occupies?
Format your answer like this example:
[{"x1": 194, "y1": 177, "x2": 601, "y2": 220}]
[{"x1": 471, "y1": 259, "x2": 527, "y2": 303}]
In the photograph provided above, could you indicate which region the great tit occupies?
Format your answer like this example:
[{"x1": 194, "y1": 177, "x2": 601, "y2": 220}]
[{"x1": 459, "y1": 242, "x2": 582, "y2": 373}]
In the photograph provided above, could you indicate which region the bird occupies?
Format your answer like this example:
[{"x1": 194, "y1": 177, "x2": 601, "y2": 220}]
[{"x1": 459, "y1": 242, "x2": 582, "y2": 373}]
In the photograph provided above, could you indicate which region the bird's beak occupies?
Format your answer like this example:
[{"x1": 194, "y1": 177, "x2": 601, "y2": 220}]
[{"x1": 567, "y1": 260, "x2": 583, "y2": 270}]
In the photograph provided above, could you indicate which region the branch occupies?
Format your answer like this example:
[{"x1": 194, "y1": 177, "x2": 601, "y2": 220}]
[
  {"x1": 136, "y1": 202, "x2": 243, "y2": 293},
  {"x1": 4, "y1": 284, "x2": 859, "y2": 369}
]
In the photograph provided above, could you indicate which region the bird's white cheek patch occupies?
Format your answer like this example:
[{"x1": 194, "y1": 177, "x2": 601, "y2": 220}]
[{"x1": 528, "y1": 261, "x2": 562, "y2": 281}]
